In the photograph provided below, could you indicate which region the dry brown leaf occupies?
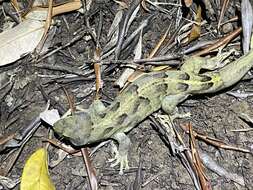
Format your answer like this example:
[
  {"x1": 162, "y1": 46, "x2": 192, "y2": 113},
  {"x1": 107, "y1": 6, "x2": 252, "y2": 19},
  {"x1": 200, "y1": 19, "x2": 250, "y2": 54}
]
[{"x1": 188, "y1": 5, "x2": 202, "y2": 43}]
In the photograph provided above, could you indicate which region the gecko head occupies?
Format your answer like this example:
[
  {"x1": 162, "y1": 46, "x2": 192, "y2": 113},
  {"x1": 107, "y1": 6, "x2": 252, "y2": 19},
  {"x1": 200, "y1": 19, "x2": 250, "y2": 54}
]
[{"x1": 53, "y1": 112, "x2": 95, "y2": 146}]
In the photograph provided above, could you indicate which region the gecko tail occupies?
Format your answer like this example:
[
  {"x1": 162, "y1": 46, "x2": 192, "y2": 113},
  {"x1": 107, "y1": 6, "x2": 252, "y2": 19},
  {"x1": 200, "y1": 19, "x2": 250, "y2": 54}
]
[{"x1": 218, "y1": 50, "x2": 253, "y2": 88}]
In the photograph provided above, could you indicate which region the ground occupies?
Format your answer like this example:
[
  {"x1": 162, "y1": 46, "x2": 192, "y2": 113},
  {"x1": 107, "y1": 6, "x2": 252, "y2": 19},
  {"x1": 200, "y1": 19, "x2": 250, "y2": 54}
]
[{"x1": 0, "y1": 0, "x2": 252, "y2": 190}]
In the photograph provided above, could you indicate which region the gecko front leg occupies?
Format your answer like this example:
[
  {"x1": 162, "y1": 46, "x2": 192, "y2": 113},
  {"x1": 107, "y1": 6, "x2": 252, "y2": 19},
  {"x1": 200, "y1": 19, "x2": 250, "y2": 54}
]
[{"x1": 109, "y1": 132, "x2": 131, "y2": 174}]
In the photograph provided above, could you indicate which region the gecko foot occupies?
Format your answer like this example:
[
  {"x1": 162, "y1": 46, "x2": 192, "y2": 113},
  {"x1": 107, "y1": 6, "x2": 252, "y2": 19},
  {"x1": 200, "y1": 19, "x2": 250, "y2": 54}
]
[{"x1": 170, "y1": 111, "x2": 191, "y2": 121}]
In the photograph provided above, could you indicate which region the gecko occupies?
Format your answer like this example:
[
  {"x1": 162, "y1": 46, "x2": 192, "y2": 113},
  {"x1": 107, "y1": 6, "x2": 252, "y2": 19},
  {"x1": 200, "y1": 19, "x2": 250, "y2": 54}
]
[{"x1": 53, "y1": 49, "x2": 253, "y2": 174}]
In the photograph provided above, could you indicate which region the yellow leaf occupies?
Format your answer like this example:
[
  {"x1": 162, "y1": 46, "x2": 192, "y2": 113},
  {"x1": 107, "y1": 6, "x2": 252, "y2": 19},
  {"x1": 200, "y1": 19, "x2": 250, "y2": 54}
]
[{"x1": 20, "y1": 148, "x2": 55, "y2": 190}]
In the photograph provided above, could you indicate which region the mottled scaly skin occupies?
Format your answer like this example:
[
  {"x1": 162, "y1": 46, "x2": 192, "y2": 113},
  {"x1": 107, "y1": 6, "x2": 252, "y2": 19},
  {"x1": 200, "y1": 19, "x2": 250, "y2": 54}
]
[
  {"x1": 54, "y1": 70, "x2": 213, "y2": 145},
  {"x1": 53, "y1": 49, "x2": 253, "y2": 172}
]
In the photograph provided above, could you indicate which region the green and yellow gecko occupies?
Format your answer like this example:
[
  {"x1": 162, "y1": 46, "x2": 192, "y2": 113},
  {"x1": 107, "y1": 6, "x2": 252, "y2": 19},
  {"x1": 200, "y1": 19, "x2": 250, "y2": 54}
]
[{"x1": 53, "y1": 49, "x2": 253, "y2": 173}]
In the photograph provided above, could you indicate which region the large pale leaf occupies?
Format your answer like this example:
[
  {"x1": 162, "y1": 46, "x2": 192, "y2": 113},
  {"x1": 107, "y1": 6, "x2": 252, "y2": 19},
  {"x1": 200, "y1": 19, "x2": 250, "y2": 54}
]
[
  {"x1": 20, "y1": 148, "x2": 55, "y2": 190},
  {"x1": 0, "y1": 19, "x2": 45, "y2": 66}
]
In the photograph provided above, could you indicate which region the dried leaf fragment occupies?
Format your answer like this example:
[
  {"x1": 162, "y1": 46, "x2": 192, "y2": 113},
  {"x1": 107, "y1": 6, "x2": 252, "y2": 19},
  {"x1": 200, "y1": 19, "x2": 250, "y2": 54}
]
[{"x1": 0, "y1": 19, "x2": 45, "y2": 66}]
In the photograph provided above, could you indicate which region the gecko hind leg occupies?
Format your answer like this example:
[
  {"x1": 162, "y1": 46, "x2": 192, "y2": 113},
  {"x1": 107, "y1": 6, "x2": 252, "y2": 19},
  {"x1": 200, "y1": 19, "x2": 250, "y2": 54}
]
[
  {"x1": 161, "y1": 94, "x2": 191, "y2": 123},
  {"x1": 181, "y1": 50, "x2": 234, "y2": 74}
]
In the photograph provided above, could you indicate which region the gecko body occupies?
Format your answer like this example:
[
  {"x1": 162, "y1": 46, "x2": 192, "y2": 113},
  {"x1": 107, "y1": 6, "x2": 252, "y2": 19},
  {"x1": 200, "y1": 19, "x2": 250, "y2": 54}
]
[{"x1": 54, "y1": 50, "x2": 253, "y2": 173}]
